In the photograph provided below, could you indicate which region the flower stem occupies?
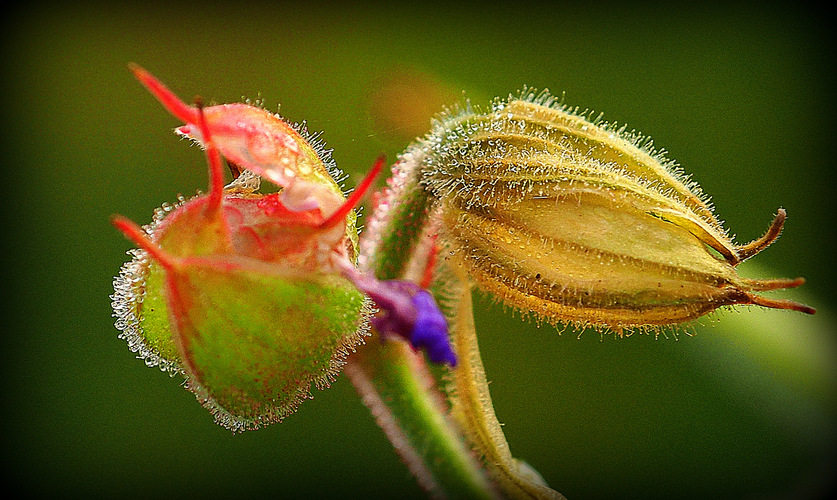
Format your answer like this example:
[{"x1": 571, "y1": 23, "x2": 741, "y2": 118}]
[
  {"x1": 347, "y1": 154, "x2": 497, "y2": 498},
  {"x1": 346, "y1": 339, "x2": 496, "y2": 499},
  {"x1": 353, "y1": 150, "x2": 564, "y2": 498},
  {"x1": 445, "y1": 269, "x2": 565, "y2": 500}
]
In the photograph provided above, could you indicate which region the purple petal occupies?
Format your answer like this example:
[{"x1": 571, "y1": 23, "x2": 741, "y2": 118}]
[
  {"x1": 342, "y1": 268, "x2": 456, "y2": 366},
  {"x1": 409, "y1": 290, "x2": 457, "y2": 366}
]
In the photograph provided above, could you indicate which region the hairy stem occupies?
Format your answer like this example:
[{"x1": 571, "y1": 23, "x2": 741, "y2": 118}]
[
  {"x1": 351, "y1": 151, "x2": 561, "y2": 498},
  {"x1": 346, "y1": 339, "x2": 496, "y2": 499},
  {"x1": 444, "y1": 267, "x2": 565, "y2": 500},
  {"x1": 344, "y1": 155, "x2": 497, "y2": 498}
]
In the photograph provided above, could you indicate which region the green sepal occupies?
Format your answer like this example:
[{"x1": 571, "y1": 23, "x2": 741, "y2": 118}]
[{"x1": 170, "y1": 261, "x2": 368, "y2": 429}]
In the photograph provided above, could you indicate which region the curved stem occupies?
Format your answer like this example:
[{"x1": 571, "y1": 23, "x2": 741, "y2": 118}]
[{"x1": 445, "y1": 269, "x2": 565, "y2": 500}]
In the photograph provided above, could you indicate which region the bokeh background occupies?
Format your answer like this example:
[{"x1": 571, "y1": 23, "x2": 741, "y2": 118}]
[{"x1": 2, "y1": 2, "x2": 835, "y2": 498}]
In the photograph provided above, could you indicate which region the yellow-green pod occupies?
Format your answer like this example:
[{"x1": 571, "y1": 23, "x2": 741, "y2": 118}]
[{"x1": 407, "y1": 89, "x2": 814, "y2": 331}]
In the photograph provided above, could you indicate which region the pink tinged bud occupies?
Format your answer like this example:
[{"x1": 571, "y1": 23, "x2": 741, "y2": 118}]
[
  {"x1": 130, "y1": 64, "x2": 345, "y2": 217},
  {"x1": 111, "y1": 66, "x2": 383, "y2": 431}
]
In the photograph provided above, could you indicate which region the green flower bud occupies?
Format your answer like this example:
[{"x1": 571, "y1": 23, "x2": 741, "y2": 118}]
[
  {"x1": 112, "y1": 67, "x2": 372, "y2": 431},
  {"x1": 406, "y1": 89, "x2": 814, "y2": 332}
]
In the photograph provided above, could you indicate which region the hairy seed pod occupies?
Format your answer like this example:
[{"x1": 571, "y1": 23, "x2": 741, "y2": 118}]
[
  {"x1": 112, "y1": 67, "x2": 377, "y2": 431},
  {"x1": 398, "y1": 89, "x2": 814, "y2": 331}
]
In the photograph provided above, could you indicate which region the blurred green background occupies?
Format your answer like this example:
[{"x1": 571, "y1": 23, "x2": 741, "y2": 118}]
[{"x1": 2, "y1": 2, "x2": 835, "y2": 498}]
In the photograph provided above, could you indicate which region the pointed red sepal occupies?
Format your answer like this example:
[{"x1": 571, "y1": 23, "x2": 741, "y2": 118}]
[
  {"x1": 111, "y1": 214, "x2": 179, "y2": 271},
  {"x1": 129, "y1": 63, "x2": 200, "y2": 126},
  {"x1": 319, "y1": 155, "x2": 386, "y2": 230},
  {"x1": 420, "y1": 233, "x2": 440, "y2": 290},
  {"x1": 194, "y1": 100, "x2": 225, "y2": 211},
  {"x1": 735, "y1": 208, "x2": 787, "y2": 264}
]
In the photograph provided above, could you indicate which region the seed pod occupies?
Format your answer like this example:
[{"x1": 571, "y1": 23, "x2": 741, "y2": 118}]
[
  {"x1": 405, "y1": 89, "x2": 814, "y2": 331},
  {"x1": 112, "y1": 67, "x2": 375, "y2": 431}
]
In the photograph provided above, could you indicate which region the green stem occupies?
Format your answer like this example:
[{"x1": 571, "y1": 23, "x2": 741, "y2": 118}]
[
  {"x1": 344, "y1": 153, "x2": 497, "y2": 499},
  {"x1": 349, "y1": 147, "x2": 565, "y2": 498},
  {"x1": 346, "y1": 339, "x2": 496, "y2": 499}
]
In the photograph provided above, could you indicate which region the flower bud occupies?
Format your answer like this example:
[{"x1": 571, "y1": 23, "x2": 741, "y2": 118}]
[
  {"x1": 407, "y1": 89, "x2": 814, "y2": 331},
  {"x1": 112, "y1": 67, "x2": 374, "y2": 431}
]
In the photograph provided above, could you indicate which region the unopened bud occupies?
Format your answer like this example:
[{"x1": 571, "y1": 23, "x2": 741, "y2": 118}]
[
  {"x1": 407, "y1": 89, "x2": 814, "y2": 332},
  {"x1": 112, "y1": 67, "x2": 373, "y2": 431}
]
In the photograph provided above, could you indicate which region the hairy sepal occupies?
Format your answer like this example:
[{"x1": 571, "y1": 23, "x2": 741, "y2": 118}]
[
  {"x1": 411, "y1": 89, "x2": 814, "y2": 332},
  {"x1": 169, "y1": 258, "x2": 368, "y2": 429}
]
